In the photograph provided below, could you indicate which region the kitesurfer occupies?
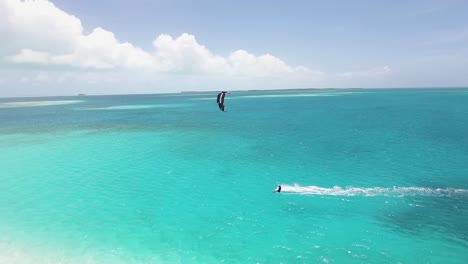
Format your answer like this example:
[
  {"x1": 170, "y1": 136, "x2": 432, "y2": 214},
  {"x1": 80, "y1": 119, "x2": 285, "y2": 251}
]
[{"x1": 273, "y1": 185, "x2": 281, "y2": 193}]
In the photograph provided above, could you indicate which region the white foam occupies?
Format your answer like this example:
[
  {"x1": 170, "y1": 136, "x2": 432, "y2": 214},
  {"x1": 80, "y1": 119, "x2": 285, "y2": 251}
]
[
  {"x1": 0, "y1": 100, "x2": 83, "y2": 108},
  {"x1": 280, "y1": 184, "x2": 468, "y2": 197}
]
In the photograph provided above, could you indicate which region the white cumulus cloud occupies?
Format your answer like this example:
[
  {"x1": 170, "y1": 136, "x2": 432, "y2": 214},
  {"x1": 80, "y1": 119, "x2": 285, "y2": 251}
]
[
  {"x1": 0, "y1": 0, "x2": 398, "y2": 96},
  {"x1": 0, "y1": 0, "x2": 323, "y2": 80},
  {"x1": 0, "y1": 0, "x2": 82, "y2": 55}
]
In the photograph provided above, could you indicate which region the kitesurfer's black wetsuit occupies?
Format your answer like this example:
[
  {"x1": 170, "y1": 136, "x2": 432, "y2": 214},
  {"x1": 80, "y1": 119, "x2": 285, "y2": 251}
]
[
  {"x1": 274, "y1": 185, "x2": 281, "y2": 193},
  {"x1": 217, "y1": 92, "x2": 227, "y2": 112}
]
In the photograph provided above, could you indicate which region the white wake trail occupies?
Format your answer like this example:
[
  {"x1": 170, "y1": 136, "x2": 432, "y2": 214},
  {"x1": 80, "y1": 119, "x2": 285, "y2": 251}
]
[{"x1": 280, "y1": 184, "x2": 468, "y2": 197}]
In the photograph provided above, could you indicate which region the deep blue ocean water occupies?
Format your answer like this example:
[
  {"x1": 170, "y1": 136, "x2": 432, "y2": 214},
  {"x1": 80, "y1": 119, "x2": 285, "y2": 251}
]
[{"x1": 1, "y1": 89, "x2": 467, "y2": 263}]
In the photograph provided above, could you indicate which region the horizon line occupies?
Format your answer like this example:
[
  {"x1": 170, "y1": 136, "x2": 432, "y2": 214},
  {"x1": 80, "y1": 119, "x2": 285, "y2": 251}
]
[{"x1": 1, "y1": 86, "x2": 467, "y2": 99}]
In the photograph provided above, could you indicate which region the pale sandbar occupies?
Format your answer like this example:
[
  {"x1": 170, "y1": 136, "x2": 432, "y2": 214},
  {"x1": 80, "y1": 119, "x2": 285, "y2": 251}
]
[
  {"x1": 0, "y1": 100, "x2": 83, "y2": 108},
  {"x1": 80, "y1": 104, "x2": 188, "y2": 110}
]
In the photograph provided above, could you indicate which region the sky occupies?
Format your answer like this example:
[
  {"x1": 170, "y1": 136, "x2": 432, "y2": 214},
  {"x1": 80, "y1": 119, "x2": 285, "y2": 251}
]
[{"x1": 0, "y1": 0, "x2": 467, "y2": 97}]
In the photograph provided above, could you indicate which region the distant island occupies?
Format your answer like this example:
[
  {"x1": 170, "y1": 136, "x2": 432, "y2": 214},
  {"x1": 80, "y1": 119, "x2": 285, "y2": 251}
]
[
  {"x1": 179, "y1": 88, "x2": 365, "y2": 93},
  {"x1": 179, "y1": 87, "x2": 467, "y2": 94},
  {"x1": 246, "y1": 88, "x2": 365, "y2": 92}
]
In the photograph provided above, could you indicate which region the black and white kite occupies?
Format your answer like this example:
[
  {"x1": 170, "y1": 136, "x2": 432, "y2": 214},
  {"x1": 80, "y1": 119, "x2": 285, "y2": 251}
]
[{"x1": 217, "y1": 91, "x2": 228, "y2": 112}]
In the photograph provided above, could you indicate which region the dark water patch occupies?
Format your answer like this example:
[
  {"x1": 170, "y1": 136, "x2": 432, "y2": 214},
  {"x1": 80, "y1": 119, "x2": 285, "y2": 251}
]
[{"x1": 377, "y1": 196, "x2": 468, "y2": 245}]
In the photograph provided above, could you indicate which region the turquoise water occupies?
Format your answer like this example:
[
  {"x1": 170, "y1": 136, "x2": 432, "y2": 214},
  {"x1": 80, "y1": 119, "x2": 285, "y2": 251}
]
[{"x1": 1, "y1": 89, "x2": 467, "y2": 263}]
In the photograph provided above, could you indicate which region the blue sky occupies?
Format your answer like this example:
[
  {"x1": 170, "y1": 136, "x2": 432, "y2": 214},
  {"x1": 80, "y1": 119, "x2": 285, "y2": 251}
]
[{"x1": 1, "y1": 0, "x2": 467, "y2": 97}]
